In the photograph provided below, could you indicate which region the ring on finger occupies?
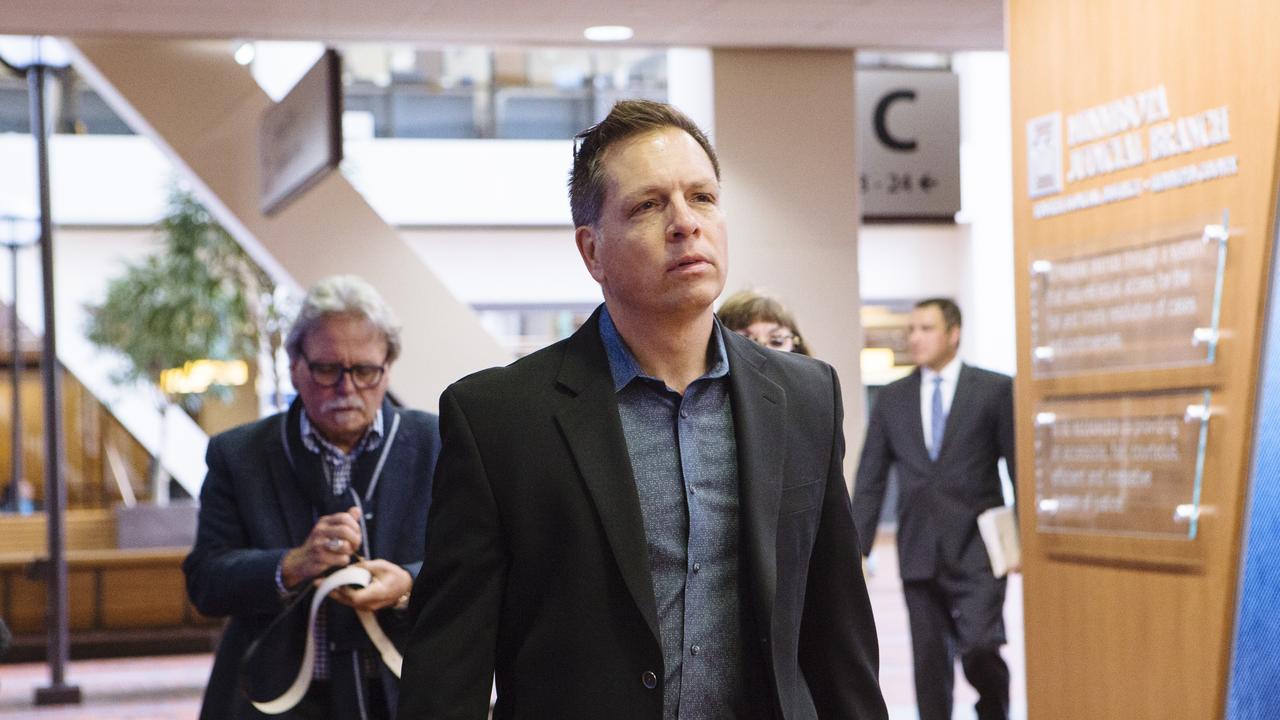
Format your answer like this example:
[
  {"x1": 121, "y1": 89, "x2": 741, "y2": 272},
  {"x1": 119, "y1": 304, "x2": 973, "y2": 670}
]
[{"x1": 325, "y1": 537, "x2": 344, "y2": 552}]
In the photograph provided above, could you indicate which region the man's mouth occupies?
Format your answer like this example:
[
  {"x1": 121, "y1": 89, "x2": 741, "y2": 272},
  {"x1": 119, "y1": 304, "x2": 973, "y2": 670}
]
[{"x1": 670, "y1": 254, "x2": 711, "y2": 271}]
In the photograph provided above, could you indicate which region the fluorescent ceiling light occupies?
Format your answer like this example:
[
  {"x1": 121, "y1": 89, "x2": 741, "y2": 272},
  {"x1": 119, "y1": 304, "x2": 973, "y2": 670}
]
[{"x1": 583, "y1": 25, "x2": 634, "y2": 42}]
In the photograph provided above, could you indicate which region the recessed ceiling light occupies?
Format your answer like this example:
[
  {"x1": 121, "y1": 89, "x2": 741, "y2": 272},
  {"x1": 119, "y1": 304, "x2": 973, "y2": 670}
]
[
  {"x1": 234, "y1": 42, "x2": 256, "y2": 66},
  {"x1": 583, "y1": 25, "x2": 634, "y2": 42}
]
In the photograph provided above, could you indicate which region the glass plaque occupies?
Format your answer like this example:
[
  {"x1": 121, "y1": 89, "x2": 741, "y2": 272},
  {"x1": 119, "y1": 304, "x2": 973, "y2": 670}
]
[
  {"x1": 1034, "y1": 390, "x2": 1211, "y2": 539},
  {"x1": 1029, "y1": 218, "x2": 1229, "y2": 377}
]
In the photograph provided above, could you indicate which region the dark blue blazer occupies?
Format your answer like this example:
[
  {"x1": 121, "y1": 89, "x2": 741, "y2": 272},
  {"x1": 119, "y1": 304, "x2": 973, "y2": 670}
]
[{"x1": 184, "y1": 398, "x2": 440, "y2": 720}]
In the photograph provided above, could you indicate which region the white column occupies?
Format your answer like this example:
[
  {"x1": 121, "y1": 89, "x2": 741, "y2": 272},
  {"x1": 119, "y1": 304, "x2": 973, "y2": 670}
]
[
  {"x1": 712, "y1": 49, "x2": 866, "y2": 483},
  {"x1": 954, "y1": 52, "x2": 1016, "y2": 376}
]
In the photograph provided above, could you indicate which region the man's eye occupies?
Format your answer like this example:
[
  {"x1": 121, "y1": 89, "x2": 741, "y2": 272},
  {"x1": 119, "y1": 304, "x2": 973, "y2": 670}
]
[
  {"x1": 693, "y1": 193, "x2": 715, "y2": 203},
  {"x1": 631, "y1": 200, "x2": 658, "y2": 215}
]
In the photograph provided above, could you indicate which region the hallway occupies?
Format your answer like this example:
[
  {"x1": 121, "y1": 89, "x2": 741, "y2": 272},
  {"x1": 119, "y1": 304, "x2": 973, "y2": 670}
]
[{"x1": 0, "y1": 533, "x2": 1025, "y2": 719}]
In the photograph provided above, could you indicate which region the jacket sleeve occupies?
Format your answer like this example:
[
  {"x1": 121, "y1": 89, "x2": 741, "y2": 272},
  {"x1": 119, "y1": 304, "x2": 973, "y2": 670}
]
[
  {"x1": 997, "y1": 374, "x2": 1017, "y2": 495},
  {"x1": 182, "y1": 435, "x2": 290, "y2": 618},
  {"x1": 797, "y1": 365, "x2": 889, "y2": 719},
  {"x1": 851, "y1": 385, "x2": 896, "y2": 557},
  {"x1": 398, "y1": 386, "x2": 507, "y2": 720}
]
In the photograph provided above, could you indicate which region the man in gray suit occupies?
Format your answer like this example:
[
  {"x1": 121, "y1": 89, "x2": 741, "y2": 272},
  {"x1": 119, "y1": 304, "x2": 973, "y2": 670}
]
[{"x1": 852, "y1": 298, "x2": 1016, "y2": 720}]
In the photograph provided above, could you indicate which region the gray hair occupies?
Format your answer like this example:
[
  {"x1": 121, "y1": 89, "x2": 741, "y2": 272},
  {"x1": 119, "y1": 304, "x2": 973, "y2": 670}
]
[{"x1": 285, "y1": 275, "x2": 402, "y2": 364}]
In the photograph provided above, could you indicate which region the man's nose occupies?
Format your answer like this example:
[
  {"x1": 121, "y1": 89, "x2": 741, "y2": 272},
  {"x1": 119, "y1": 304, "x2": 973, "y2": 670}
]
[
  {"x1": 335, "y1": 369, "x2": 358, "y2": 392},
  {"x1": 666, "y1": 197, "x2": 700, "y2": 240}
]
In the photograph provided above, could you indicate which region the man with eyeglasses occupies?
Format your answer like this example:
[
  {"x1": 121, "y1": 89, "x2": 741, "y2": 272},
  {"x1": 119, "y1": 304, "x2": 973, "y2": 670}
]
[{"x1": 185, "y1": 275, "x2": 440, "y2": 720}]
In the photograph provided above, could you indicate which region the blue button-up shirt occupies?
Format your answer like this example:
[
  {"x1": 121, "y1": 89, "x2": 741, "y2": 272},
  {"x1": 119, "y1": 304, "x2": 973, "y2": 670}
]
[{"x1": 599, "y1": 306, "x2": 745, "y2": 719}]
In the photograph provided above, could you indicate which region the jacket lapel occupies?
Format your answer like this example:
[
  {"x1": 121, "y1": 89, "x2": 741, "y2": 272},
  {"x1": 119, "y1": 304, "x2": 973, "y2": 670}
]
[
  {"x1": 905, "y1": 368, "x2": 931, "y2": 463},
  {"x1": 937, "y1": 363, "x2": 973, "y2": 460},
  {"x1": 723, "y1": 331, "x2": 786, "y2": 637},
  {"x1": 365, "y1": 401, "x2": 405, "y2": 559},
  {"x1": 268, "y1": 402, "x2": 317, "y2": 547},
  {"x1": 552, "y1": 311, "x2": 661, "y2": 645}
]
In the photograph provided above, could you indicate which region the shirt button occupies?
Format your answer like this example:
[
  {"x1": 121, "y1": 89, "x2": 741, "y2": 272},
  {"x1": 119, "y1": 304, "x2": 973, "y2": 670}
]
[
  {"x1": 680, "y1": 409, "x2": 689, "y2": 419},
  {"x1": 692, "y1": 562, "x2": 701, "y2": 573},
  {"x1": 642, "y1": 671, "x2": 658, "y2": 689},
  {"x1": 690, "y1": 645, "x2": 701, "y2": 656}
]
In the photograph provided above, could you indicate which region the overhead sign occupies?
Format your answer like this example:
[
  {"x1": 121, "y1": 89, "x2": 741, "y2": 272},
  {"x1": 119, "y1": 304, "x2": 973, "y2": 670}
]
[
  {"x1": 259, "y1": 49, "x2": 343, "y2": 216},
  {"x1": 857, "y1": 69, "x2": 961, "y2": 222}
]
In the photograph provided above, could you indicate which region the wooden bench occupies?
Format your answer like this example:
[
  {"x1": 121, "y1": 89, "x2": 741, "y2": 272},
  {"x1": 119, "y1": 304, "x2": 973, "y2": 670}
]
[
  {"x1": 0, "y1": 547, "x2": 218, "y2": 635},
  {"x1": 0, "y1": 509, "x2": 119, "y2": 555},
  {"x1": 0, "y1": 516, "x2": 221, "y2": 660}
]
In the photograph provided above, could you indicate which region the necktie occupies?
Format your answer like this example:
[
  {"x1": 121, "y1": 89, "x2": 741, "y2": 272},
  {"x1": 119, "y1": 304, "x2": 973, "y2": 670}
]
[{"x1": 930, "y1": 375, "x2": 946, "y2": 461}]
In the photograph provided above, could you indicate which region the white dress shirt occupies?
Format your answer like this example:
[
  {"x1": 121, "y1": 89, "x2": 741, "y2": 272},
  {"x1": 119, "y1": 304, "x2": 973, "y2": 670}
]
[{"x1": 920, "y1": 356, "x2": 962, "y2": 457}]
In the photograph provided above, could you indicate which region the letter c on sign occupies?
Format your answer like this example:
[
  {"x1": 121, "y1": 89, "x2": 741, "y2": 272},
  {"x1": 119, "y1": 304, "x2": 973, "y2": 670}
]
[{"x1": 874, "y1": 89, "x2": 917, "y2": 152}]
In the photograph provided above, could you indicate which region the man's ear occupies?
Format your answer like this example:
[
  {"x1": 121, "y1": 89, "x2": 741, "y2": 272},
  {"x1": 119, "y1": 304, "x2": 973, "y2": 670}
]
[
  {"x1": 575, "y1": 225, "x2": 606, "y2": 284},
  {"x1": 288, "y1": 355, "x2": 305, "y2": 389}
]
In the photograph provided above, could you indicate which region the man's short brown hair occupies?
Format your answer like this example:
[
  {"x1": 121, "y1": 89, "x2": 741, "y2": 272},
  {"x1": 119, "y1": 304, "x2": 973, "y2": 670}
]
[
  {"x1": 568, "y1": 100, "x2": 719, "y2": 228},
  {"x1": 915, "y1": 297, "x2": 962, "y2": 330}
]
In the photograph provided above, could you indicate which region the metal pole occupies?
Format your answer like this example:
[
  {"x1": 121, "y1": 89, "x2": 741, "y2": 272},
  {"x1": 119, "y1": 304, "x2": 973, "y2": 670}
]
[
  {"x1": 8, "y1": 239, "x2": 21, "y2": 510},
  {"x1": 29, "y1": 61, "x2": 81, "y2": 707}
]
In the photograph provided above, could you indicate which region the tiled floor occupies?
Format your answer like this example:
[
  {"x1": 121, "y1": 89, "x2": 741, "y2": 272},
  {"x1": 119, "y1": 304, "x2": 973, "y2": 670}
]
[
  {"x1": 0, "y1": 653, "x2": 211, "y2": 719},
  {"x1": 0, "y1": 533, "x2": 1025, "y2": 719}
]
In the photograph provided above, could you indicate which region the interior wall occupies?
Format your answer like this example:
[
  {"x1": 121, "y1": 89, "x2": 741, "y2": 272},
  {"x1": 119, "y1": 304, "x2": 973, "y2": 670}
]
[{"x1": 711, "y1": 48, "x2": 865, "y2": 479}]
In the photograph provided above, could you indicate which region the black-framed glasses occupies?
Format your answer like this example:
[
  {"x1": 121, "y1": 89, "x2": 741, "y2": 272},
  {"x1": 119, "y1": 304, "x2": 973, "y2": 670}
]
[
  {"x1": 735, "y1": 329, "x2": 798, "y2": 351},
  {"x1": 302, "y1": 355, "x2": 386, "y2": 389}
]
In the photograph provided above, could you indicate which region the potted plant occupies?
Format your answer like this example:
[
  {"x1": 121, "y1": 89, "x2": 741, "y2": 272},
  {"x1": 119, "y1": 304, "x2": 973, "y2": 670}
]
[{"x1": 84, "y1": 184, "x2": 282, "y2": 502}]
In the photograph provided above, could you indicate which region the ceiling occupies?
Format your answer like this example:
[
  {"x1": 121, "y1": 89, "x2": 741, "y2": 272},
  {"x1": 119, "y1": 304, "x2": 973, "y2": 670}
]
[{"x1": 0, "y1": 0, "x2": 1003, "y2": 52}]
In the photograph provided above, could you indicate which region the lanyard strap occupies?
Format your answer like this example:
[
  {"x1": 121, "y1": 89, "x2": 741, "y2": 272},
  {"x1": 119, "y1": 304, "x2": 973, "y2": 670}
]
[{"x1": 251, "y1": 566, "x2": 404, "y2": 715}]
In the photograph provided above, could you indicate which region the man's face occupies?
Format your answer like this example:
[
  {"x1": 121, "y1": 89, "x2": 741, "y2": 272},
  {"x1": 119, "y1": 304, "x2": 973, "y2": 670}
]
[
  {"x1": 907, "y1": 305, "x2": 960, "y2": 371},
  {"x1": 575, "y1": 127, "x2": 728, "y2": 323},
  {"x1": 290, "y1": 313, "x2": 391, "y2": 451}
]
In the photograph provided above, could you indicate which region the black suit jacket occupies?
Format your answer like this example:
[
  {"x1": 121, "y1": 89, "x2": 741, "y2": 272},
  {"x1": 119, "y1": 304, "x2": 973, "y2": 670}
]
[
  {"x1": 183, "y1": 398, "x2": 440, "y2": 720},
  {"x1": 851, "y1": 364, "x2": 1015, "y2": 581},
  {"x1": 399, "y1": 307, "x2": 887, "y2": 720}
]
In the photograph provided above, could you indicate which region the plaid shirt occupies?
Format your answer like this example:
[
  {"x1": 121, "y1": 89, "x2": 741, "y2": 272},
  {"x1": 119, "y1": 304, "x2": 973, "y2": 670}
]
[{"x1": 275, "y1": 408, "x2": 384, "y2": 680}]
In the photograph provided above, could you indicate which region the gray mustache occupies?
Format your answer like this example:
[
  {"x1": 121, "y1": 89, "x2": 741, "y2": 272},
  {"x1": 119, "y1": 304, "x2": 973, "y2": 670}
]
[{"x1": 320, "y1": 398, "x2": 364, "y2": 413}]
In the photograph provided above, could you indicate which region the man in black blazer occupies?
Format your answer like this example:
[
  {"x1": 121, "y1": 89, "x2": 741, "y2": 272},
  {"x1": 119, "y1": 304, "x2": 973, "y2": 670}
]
[
  {"x1": 852, "y1": 298, "x2": 1016, "y2": 720},
  {"x1": 399, "y1": 101, "x2": 887, "y2": 719},
  {"x1": 184, "y1": 276, "x2": 440, "y2": 720}
]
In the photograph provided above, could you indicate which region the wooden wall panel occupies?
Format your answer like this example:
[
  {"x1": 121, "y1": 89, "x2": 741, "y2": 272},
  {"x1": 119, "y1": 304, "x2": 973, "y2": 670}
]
[
  {"x1": 0, "y1": 365, "x2": 151, "y2": 508},
  {"x1": 1009, "y1": 1, "x2": 1280, "y2": 717},
  {"x1": 101, "y1": 567, "x2": 187, "y2": 628}
]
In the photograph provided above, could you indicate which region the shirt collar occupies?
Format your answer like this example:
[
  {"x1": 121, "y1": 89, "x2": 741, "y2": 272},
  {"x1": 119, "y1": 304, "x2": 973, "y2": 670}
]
[
  {"x1": 598, "y1": 304, "x2": 730, "y2": 393},
  {"x1": 299, "y1": 406, "x2": 384, "y2": 458},
  {"x1": 922, "y1": 356, "x2": 963, "y2": 386}
]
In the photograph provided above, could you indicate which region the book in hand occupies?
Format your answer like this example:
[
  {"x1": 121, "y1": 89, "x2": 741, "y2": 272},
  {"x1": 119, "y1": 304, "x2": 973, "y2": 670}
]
[{"x1": 977, "y1": 506, "x2": 1020, "y2": 578}]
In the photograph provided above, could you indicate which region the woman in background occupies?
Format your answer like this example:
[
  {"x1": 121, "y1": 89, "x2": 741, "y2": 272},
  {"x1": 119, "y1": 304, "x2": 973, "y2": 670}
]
[{"x1": 717, "y1": 289, "x2": 812, "y2": 356}]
